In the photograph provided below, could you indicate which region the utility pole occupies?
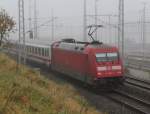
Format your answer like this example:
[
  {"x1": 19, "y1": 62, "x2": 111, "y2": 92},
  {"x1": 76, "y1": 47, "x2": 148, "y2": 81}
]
[
  {"x1": 118, "y1": 0, "x2": 124, "y2": 58},
  {"x1": 83, "y1": 0, "x2": 87, "y2": 42},
  {"x1": 29, "y1": 0, "x2": 31, "y2": 32},
  {"x1": 51, "y1": 9, "x2": 54, "y2": 41},
  {"x1": 50, "y1": 9, "x2": 58, "y2": 42},
  {"x1": 34, "y1": 0, "x2": 38, "y2": 39},
  {"x1": 142, "y1": 3, "x2": 146, "y2": 60},
  {"x1": 18, "y1": 0, "x2": 26, "y2": 66},
  {"x1": 95, "y1": 0, "x2": 98, "y2": 40},
  {"x1": 108, "y1": 15, "x2": 111, "y2": 44},
  {"x1": 29, "y1": 0, "x2": 33, "y2": 39}
]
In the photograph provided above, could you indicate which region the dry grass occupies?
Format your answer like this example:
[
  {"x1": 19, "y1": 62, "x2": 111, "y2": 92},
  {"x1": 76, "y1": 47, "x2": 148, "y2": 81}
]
[{"x1": 0, "y1": 53, "x2": 102, "y2": 114}]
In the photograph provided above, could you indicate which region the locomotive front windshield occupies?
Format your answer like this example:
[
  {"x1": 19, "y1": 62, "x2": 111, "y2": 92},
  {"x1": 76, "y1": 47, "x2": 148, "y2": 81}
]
[{"x1": 96, "y1": 52, "x2": 119, "y2": 62}]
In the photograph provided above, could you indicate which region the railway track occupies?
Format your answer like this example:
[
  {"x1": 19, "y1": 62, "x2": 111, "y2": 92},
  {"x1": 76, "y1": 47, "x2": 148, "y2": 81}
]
[
  {"x1": 100, "y1": 74, "x2": 150, "y2": 114},
  {"x1": 125, "y1": 59, "x2": 150, "y2": 71},
  {"x1": 125, "y1": 75, "x2": 150, "y2": 91},
  {"x1": 125, "y1": 56, "x2": 150, "y2": 72},
  {"x1": 104, "y1": 89, "x2": 150, "y2": 114}
]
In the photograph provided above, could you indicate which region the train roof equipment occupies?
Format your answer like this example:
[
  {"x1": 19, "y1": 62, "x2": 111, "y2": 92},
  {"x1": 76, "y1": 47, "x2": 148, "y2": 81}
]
[{"x1": 87, "y1": 24, "x2": 103, "y2": 44}]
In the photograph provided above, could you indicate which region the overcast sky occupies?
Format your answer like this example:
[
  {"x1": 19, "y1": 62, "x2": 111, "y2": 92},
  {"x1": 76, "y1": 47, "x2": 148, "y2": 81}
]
[
  {"x1": 1, "y1": 0, "x2": 149, "y2": 20},
  {"x1": 0, "y1": 0, "x2": 150, "y2": 43}
]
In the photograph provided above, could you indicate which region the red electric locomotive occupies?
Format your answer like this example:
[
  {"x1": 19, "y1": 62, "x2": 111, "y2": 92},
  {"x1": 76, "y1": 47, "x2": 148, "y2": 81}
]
[
  {"x1": 51, "y1": 39, "x2": 124, "y2": 86},
  {"x1": 9, "y1": 25, "x2": 124, "y2": 86}
]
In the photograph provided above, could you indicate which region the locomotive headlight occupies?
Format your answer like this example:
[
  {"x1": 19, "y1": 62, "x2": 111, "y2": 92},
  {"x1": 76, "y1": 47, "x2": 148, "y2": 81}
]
[
  {"x1": 112, "y1": 66, "x2": 121, "y2": 70},
  {"x1": 97, "y1": 66, "x2": 107, "y2": 71}
]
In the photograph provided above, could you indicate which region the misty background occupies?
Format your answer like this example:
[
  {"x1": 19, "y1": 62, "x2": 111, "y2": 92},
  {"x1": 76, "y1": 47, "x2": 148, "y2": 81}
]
[{"x1": 0, "y1": 0, "x2": 150, "y2": 54}]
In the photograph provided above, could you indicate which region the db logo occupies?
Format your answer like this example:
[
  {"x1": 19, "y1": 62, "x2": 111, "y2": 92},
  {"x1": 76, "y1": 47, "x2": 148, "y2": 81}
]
[{"x1": 107, "y1": 66, "x2": 111, "y2": 70}]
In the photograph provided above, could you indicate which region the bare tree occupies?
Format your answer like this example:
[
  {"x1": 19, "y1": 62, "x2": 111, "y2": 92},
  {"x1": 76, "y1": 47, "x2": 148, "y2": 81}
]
[{"x1": 0, "y1": 9, "x2": 16, "y2": 46}]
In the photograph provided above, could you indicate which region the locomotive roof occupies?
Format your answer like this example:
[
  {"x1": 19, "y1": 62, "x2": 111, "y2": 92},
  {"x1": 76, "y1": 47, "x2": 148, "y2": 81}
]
[
  {"x1": 54, "y1": 41, "x2": 117, "y2": 53},
  {"x1": 59, "y1": 39, "x2": 117, "y2": 49},
  {"x1": 59, "y1": 42, "x2": 117, "y2": 49}
]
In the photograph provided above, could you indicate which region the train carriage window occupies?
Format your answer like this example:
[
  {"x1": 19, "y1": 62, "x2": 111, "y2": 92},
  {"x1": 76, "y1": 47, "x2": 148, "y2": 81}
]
[
  {"x1": 29, "y1": 47, "x2": 31, "y2": 53},
  {"x1": 107, "y1": 52, "x2": 118, "y2": 61},
  {"x1": 37, "y1": 48, "x2": 39, "y2": 55},
  {"x1": 30, "y1": 47, "x2": 31, "y2": 53},
  {"x1": 35, "y1": 47, "x2": 37, "y2": 54},
  {"x1": 40, "y1": 48, "x2": 42, "y2": 56},
  {"x1": 30, "y1": 46, "x2": 31, "y2": 53},
  {"x1": 32, "y1": 47, "x2": 33, "y2": 53},
  {"x1": 28, "y1": 46, "x2": 30, "y2": 53},
  {"x1": 38, "y1": 48, "x2": 41, "y2": 56},
  {"x1": 25, "y1": 46, "x2": 27, "y2": 52},
  {"x1": 42, "y1": 48, "x2": 45, "y2": 56},
  {"x1": 42, "y1": 48, "x2": 44, "y2": 56},
  {"x1": 38, "y1": 48, "x2": 40, "y2": 56},
  {"x1": 31, "y1": 47, "x2": 33, "y2": 53},
  {"x1": 28, "y1": 47, "x2": 30, "y2": 53},
  {"x1": 36, "y1": 47, "x2": 39, "y2": 55},
  {"x1": 27, "y1": 46, "x2": 29, "y2": 53},
  {"x1": 46, "y1": 48, "x2": 48, "y2": 56},
  {"x1": 45, "y1": 49, "x2": 47, "y2": 56},
  {"x1": 36, "y1": 48, "x2": 38, "y2": 55},
  {"x1": 48, "y1": 48, "x2": 50, "y2": 56},
  {"x1": 46, "y1": 48, "x2": 49, "y2": 56},
  {"x1": 30, "y1": 46, "x2": 32, "y2": 53},
  {"x1": 34, "y1": 47, "x2": 36, "y2": 54},
  {"x1": 33, "y1": 47, "x2": 35, "y2": 54},
  {"x1": 44, "y1": 48, "x2": 46, "y2": 56},
  {"x1": 43, "y1": 48, "x2": 45, "y2": 56}
]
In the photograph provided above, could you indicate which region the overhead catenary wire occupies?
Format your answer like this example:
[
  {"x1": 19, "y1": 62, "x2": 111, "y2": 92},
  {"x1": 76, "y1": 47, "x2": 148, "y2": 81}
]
[
  {"x1": 88, "y1": 16, "x2": 118, "y2": 29},
  {"x1": 26, "y1": 18, "x2": 57, "y2": 33}
]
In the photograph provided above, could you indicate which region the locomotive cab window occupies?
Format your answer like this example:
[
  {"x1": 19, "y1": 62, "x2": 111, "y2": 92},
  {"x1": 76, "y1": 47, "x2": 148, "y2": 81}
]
[
  {"x1": 107, "y1": 52, "x2": 118, "y2": 61},
  {"x1": 96, "y1": 53, "x2": 107, "y2": 62},
  {"x1": 96, "y1": 52, "x2": 118, "y2": 62}
]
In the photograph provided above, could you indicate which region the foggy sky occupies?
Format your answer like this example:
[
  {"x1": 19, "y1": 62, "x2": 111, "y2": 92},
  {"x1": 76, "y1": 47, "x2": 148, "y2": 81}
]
[
  {"x1": 1, "y1": 0, "x2": 149, "y2": 20},
  {"x1": 0, "y1": 0, "x2": 150, "y2": 43}
]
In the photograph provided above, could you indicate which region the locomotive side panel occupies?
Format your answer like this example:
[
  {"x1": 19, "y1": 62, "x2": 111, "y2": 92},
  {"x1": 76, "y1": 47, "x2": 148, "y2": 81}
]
[{"x1": 51, "y1": 48, "x2": 94, "y2": 83}]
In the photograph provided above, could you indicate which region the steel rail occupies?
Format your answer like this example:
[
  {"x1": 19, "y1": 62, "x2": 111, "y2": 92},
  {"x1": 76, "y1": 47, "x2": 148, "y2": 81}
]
[
  {"x1": 125, "y1": 75, "x2": 150, "y2": 91},
  {"x1": 103, "y1": 90, "x2": 150, "y2": 114},
  {"x1": 112, "y1": 89, "x2": 150, "y2": 107}
]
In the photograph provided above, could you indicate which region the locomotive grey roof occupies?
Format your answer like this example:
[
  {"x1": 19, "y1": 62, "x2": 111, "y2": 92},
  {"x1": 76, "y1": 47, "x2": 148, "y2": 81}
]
[
  {"x1": 56, "y1": 41, "x2": 117, "y2": 53},
  {"x1": 60, "y1": 38, "x2": 116, "y2": 49},
  {"x1": 59, "y1": 41, "x2": 116, "y2": 49}
]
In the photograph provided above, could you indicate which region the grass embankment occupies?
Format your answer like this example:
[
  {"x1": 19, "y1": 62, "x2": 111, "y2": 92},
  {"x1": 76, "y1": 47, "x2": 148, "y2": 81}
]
[{"x1": 0, "y1": 53, "x2": 101, "y2": 114}]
